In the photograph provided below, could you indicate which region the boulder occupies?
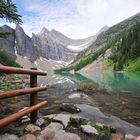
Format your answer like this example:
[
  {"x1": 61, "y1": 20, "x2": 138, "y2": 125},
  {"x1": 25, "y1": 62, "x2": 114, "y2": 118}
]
[
  {"x1": 0, "y1": 133, "x2": 19, "y2": 140},
  {"x1": 50, "y1": 114, "x2": 70, "y2": 128},
  {"x1": 44, "y1": 114, "x2": 82, "y2": 128},
  {"x1": 19, "y1": 134, "x2": 36, "y2": 140},
  {"x1": 25, "y1": 124, "x2": 41, "y2": 134},
  {"x1": 51, "y1": 130, "x2": 81, "y2": 140},
  {"x1": 125, "y1": 134, "x2": 136, "y2": 140},
  {"x1": 37, "y1": 130, "x2": 55, "y2": 140},
  {"x1": 134, "y1": 136, "x2": 140, "y2": 140},
  {"x1": 43, "y1": 122, "x2": 63, "y2": 131},
  {"x1": 81, "y1": 125, "x2": 98, "y2": 135},
  {"x1": 60, "y1": 103, "x2": 81, "y2": 113},
  {"x1": 36, "y1": 118, "x2": 45, "y2": 126}
]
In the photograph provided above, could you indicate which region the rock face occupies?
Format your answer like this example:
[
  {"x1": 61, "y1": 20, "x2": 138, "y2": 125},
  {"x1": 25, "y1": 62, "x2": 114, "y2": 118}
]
[
  {"x1": 0, "y1": 25, "x2": 94, "y2": 63},
  {"x1": 0, "y1": 25, "x2": 16, "y2": 59},
  {"x1": 15, "y1": 25, "x2": 39, "y2": 62},
  {"x1": 32, "y1": 28, "x2": 76, "y2": 61}
]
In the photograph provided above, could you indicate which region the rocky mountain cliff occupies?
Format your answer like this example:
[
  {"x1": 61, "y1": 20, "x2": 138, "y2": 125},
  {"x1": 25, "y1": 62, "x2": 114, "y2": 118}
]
[
  {"x1": 0, "y1": 25, "x2": 16, "y2": 59},
  {"x1": 0, "y1": 25, "x2": 95, "y2": 64}
]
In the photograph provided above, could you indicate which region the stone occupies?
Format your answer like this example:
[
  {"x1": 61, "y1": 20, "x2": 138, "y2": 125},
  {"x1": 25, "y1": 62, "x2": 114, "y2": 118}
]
[
  {"x1": 134, "y1": 136, "x2": 140, "y2": 140},
  {"x1": 19, "y1": 134, "x2": 36, "y2": 140},
  {"x1": 52, "y1": 130, "x2": 81, "y2": 140},
  {"x1": 60, "y1": 103, "x2": 81, "y2": 113},
  {"x1": 44, "y1": 122, "x2": 63, "y2": 131},
  {"x1": 25, "y1": 124, "x2": 41, "y2": 134},
  {"x1": 111, "y1": 133, "x2": 124, "y2": 140},
  {"x1": 50, "y1": 114, "x2": 70, "y2": 128},
  {"x1": 0, "y1": 133, "x2": 19, "y2": 140},
  {"x1": 18, "y1": 107, "x2": 29, "y2": 120},
  {"x1": 68, "y1": 93, "x2": 81, "y2": 99},
  {"x1": 125, "y1": 134, "x2": 136, "y2": 140},
  {"x1": 95, "y1": 122, "x2": 104, "y2": 128},
  {"x1": 37, "y1": 130, "x2": 55, "y2": 140},
  {"x1": 21, "y1": 118, "x2": 30, "y2": 123},
  {"x1": 45, "y1": 114, "x2": 82, "y2": 128},
  {"x1": 81, "y1": 125, "x2": 98, "y2": 135},
  {"x1": 36, "y1": 118, "x2": 45, "y2": 126},
  {"x1": 99, "y1": 134, "x2": 110, "y2": 140}
]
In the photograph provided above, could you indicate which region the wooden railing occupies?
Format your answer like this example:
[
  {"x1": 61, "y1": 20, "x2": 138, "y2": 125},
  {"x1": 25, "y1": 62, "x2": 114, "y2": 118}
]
[{"x1": 0, "y1": 66, "x2": 47, "y2": 127}]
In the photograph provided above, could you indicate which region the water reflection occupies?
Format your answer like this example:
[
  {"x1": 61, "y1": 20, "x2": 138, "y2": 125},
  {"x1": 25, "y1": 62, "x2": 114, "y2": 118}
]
[{"x1": 57, "y1": 71, "x2": 140, "y2": 126}]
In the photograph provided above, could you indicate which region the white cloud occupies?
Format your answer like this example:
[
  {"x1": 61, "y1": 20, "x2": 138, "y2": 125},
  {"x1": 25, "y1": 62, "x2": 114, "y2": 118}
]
[{"x1": 1, "y1": 0, "x2": 140, "y2": 39}]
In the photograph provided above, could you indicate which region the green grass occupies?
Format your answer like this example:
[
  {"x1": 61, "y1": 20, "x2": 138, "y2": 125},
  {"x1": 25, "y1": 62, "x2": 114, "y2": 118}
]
[
  {"x1": 0, "y1": 49, "x2": 21, "y2": 67},
  {"x1": 127, "y1": 57, "x2": 140, "y2": 72}
]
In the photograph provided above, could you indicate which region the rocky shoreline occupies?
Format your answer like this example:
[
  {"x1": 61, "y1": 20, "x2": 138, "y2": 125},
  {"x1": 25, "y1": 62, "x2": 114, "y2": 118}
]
[{"x1": 0, "y1": 113, "x2": 139, "y2": 140}]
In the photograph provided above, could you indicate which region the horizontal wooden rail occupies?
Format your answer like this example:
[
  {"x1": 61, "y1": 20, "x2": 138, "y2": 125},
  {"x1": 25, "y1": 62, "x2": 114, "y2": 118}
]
[
  {"x1": 0, "y1": 101, "x2": 48, "y2": 127},
  {"x1": 0, "y1": 87, "x2": 47, "y2": 99},
  {"x1": 0, "y1": 66, "x2": 47, "y2": 75}
]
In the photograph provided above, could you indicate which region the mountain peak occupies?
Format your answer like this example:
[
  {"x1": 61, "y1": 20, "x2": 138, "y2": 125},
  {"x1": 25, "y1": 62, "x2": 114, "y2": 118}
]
[
  {"x1": 97, "y1": 25, "x2": 109, "y2": 35},
  {"x1": 40, "y1": 27, "x2": 50, "y2": 34}
]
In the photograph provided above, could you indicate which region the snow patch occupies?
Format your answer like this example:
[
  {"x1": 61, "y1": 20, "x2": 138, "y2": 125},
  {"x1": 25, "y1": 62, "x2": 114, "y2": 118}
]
[
  {"x1": 24, "y1": 56, "x2": 28, "y2": 59},
  {"x1": 34, "y1": 61, "x2": 38, "y2": 66},
  {"x1": 40, "y1": 57, "x2": 43, "y2": 61},
  {"x1": 67, "y1": 43, "x2": 89, "y2": 52},
  {"x1": 65, "y1": 78, "x2": 74, "y2": 84},
  {"x1": 14, "y1": 46, "x2": 17, "y2": 56},
  {"x1": 65, "y1": 60, "x2": 73, "y2": 66}
]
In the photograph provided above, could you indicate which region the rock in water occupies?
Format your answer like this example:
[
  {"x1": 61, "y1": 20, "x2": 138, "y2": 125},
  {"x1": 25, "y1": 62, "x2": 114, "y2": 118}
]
[
  {"x1": 60, "y1": 103, "x2": 81, "y2": 113},
  {"x1": 81, "y1": 125, "x2": 98, "y2": 135}
]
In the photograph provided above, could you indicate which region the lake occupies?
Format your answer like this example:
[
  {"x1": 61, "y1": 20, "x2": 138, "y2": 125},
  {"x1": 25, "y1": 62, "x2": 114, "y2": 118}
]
[{"x1": 39, "y1": 71, "x2": 140, "y2": 128}]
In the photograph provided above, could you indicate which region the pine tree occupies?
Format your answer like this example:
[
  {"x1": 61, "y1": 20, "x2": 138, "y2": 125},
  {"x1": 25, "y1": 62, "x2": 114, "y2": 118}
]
[{"x1": 0, "y1": 0, "x2": 22, "y2": 37}]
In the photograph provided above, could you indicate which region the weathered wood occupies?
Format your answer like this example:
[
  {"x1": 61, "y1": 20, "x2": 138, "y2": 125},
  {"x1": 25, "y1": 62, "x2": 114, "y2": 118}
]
[
  {"x1": 0, "y1": 66, "x2": 47, "y2": 127},
  {"x1": 0, "y1": 66, "x2": 47, "y2": 75},
  {"x1": 0, "y1": 87, "x2": 47, "y2": 99},
  {"x1": 30, "y1": 68, "x2": 38, "y2": 123},
  {"x1": 0, "y1": 101, "x2": 47, "y2": 127}
]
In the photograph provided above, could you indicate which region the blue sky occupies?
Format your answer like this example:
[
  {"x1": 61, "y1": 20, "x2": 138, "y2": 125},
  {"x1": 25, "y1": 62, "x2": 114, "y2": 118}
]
[{"x1": 1, "y1": 0, "x2": 140, "y2": 39}]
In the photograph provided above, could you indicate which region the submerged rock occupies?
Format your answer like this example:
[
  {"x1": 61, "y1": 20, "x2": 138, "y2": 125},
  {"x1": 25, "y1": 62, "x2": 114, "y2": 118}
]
[{"x1": 60, "y1": 103, "x2": 81, "y2": 113}]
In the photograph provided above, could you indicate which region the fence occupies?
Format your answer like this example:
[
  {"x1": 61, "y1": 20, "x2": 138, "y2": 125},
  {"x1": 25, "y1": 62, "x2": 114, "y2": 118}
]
[{"x1": 0, "y1": 66, "x2": 47, "y2": 127}]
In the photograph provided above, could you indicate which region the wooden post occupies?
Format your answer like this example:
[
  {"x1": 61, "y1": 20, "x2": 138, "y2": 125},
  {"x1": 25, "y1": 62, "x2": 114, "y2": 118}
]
[{"x1": 30, "y1": 68, "x2": 38, "y2": 123}]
